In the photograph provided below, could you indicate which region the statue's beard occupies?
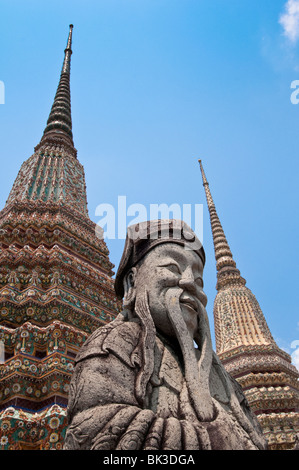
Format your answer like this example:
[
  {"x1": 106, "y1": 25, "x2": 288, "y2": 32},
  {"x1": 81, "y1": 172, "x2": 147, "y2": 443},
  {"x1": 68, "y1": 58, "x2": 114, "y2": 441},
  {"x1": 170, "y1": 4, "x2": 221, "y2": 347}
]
[
  {"x1": 164, "y1": 288, "x2": 215, "y2": 422},
  {"x1": 134, "y1": 286, "x2": 215, "y2": 422}
]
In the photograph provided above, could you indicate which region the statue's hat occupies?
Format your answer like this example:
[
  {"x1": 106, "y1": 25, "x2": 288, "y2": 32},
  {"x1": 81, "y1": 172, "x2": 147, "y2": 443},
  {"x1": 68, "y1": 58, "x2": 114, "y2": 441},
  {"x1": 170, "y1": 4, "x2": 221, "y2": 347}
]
[{"x1": 114, "y1": 219, "x2": 205, "y2": 299}]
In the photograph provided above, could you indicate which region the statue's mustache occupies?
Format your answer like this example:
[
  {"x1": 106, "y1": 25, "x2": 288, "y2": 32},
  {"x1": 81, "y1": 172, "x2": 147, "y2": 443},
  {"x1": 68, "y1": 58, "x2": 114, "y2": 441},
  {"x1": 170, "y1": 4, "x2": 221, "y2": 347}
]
[{"x1": 179, "y1": 294, "x2": 198, "y2": 312}]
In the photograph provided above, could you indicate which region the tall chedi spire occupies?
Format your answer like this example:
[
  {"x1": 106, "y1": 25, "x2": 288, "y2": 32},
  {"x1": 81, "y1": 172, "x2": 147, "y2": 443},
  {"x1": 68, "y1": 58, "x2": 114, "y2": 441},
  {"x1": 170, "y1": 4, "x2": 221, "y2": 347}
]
[
  {"x1": 36, "y1": 24, "x2": 75, "y2": 154},
  {"x1": 198, "y1": 160, "x2": 299, "y2": 450},
  {"x1": 0, "y1": 26, "x2": 120, "y2": 450},
  {"x1": 5, "y1": 25, "x2": 87, "y2": 216}
]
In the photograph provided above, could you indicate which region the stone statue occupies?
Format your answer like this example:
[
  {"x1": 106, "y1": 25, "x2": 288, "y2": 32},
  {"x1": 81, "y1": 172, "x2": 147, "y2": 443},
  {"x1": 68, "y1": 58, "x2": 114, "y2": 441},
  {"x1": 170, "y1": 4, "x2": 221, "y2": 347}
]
[{"x1": 64, "y1": 220, "x2": 267, "y2": 450}]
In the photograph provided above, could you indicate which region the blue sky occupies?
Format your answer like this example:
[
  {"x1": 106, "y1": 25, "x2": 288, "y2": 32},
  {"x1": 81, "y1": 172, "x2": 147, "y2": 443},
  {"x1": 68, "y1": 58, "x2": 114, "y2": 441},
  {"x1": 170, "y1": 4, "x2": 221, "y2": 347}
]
[{"x1": 0, "y1": 1, "x2": 298, "y2": 368}]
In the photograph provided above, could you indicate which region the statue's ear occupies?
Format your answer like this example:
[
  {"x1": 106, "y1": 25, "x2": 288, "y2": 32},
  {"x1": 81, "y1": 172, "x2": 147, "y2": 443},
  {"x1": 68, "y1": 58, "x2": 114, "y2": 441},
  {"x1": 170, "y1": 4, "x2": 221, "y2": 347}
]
[{"x1": 123, "y1": 267, "x2": 137, "y2": 307}]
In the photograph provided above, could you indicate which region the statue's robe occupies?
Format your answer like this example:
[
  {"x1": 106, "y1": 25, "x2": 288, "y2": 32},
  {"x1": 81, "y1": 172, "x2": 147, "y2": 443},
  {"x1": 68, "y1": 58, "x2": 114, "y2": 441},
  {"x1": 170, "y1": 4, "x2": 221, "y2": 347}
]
[{"x1": 64, "y1": 316, "x2": 266, "y2": 450}]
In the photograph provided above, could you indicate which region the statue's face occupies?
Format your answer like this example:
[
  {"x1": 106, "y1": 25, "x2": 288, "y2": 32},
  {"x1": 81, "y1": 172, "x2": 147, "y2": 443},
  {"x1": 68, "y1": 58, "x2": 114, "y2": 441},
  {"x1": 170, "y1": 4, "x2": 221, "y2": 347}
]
[{"x1": 134, "y1": 243, "x2": 207, "y2": 339}]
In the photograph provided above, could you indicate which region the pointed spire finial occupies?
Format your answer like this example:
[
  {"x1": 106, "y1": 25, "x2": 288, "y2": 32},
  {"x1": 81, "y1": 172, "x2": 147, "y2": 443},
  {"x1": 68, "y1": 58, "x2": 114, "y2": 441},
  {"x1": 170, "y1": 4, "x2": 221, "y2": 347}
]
[
  {"x1": 35, "y1": 25, "x2": 76, "y2": 157},
  {"x1": 62, "y1": 24, "x2": 73, "y2": 74},
  {"x1": 198, "y1": 159, "x2": 245, "y2": 290},
  {"x1": 198, "y1": 160, "x2": 209, "y2": 185}
]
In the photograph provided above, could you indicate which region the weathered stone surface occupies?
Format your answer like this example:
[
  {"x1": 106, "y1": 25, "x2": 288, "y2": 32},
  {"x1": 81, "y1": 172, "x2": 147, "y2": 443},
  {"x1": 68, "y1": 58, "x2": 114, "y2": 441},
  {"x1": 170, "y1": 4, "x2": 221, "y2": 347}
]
[{"x1": 64, "y1": 220, "x2": 267, "y2": 450}]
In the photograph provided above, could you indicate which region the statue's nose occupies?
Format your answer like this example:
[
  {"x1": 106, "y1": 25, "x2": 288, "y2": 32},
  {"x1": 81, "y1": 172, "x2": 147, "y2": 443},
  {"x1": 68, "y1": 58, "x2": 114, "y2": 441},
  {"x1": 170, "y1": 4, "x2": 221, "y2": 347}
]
[{"x1": 178, "y1": 268, "x2": 196, "y2": 293}]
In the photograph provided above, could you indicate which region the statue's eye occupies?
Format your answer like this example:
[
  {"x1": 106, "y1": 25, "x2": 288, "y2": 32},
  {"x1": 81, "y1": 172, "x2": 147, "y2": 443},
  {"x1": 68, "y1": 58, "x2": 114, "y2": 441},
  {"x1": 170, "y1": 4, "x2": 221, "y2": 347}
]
[{"x1": 160, "y1": 263, "x2": 181, "y2": 274}]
